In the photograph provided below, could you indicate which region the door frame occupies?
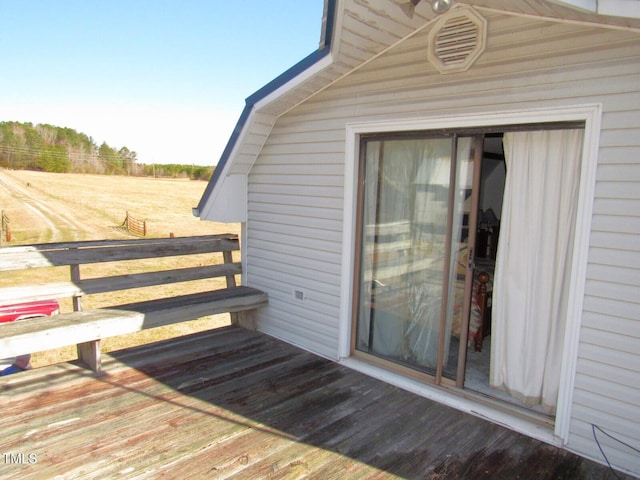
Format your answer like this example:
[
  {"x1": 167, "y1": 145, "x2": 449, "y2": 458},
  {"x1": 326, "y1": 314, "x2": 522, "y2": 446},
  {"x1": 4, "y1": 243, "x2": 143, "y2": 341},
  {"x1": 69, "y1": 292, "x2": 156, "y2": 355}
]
[{"x1": 338, "y1": 104, "x2": 602, "y2": 442}]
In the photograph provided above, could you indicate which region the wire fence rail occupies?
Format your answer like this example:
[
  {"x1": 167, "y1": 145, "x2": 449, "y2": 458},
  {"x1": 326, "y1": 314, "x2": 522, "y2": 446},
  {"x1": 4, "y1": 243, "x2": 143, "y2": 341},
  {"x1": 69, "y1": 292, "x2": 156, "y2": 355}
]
[{"x1": 122, "y1": 211, "x2": 147, "y2": 237}]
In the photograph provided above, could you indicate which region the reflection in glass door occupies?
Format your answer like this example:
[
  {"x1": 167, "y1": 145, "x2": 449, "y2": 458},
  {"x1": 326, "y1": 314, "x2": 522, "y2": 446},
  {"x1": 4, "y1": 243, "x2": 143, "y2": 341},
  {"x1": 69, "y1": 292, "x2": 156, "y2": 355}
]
[{"x1": 353, "y1": 134, "x2": 480, "y2": 384}]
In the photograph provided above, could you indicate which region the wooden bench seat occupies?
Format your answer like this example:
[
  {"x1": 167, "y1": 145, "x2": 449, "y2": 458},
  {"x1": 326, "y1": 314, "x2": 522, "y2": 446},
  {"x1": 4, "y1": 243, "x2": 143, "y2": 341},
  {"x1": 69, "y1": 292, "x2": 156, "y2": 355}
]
[{"x1": 0, "y1": 234, "x2": 267, "y2": 373}]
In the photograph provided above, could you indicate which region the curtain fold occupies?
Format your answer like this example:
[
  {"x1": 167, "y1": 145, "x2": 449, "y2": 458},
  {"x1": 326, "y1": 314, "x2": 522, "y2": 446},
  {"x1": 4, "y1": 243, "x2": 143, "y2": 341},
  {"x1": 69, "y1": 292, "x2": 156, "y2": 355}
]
[{"x1": 490, "y1": 129, "x2": 584, "y2": 412}]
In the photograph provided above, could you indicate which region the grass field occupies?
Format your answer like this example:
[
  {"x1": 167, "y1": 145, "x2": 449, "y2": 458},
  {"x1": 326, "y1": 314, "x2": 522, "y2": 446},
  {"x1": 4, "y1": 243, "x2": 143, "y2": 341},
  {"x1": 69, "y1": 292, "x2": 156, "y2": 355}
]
[{"x1": 1, "y1": 169, "x2": 240, "y2": 368}]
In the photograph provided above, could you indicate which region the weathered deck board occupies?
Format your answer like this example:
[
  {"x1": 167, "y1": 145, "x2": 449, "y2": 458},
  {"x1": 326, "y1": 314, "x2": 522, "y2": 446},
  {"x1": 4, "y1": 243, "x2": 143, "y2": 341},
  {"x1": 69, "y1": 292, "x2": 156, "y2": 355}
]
[{"x1": 0, "y1": 326, "x2": 631, "y2": 479}]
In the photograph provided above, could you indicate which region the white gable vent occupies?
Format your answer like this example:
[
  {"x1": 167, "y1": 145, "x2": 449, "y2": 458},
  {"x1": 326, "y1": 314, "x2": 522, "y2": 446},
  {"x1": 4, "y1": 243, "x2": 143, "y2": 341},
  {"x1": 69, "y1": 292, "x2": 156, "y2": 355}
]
[{"x1": 427, "y1": 7, "x2": 487, "y2": 74}]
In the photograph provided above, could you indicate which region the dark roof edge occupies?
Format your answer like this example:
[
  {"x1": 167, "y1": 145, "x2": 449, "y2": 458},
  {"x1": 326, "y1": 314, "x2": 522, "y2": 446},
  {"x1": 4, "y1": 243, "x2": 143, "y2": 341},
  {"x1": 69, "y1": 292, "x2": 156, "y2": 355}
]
[{"x1": 196, "y1": 0, "x2": 337, "y2": 216}]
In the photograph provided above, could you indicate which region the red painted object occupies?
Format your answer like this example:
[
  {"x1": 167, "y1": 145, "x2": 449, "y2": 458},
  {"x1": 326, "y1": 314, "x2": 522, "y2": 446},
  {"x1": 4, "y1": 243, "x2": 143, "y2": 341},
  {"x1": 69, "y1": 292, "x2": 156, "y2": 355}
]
[
  {"x1": 1, "y1": 299, "x2": 60, "y2": 376},
  {"x1": 0, "y1": 299, "x2": 60, "y2": 323}
]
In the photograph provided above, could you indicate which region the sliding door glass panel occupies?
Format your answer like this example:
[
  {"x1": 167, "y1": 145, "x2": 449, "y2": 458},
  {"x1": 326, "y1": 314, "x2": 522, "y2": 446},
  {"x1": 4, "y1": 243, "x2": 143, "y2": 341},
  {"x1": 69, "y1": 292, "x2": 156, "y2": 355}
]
[{"x1": 356, "y1": 137, "x2": 453, "y2": 373}]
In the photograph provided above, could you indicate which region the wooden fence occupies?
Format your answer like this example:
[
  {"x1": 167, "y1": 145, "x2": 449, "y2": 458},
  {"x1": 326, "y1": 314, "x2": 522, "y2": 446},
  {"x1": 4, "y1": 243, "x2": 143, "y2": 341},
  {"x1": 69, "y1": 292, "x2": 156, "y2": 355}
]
[
  {"x1": 122, "y1": 211, "x2": 147, "y2": 236},
  {"x1": 1, "y1": 210, "x2": 10, "y2": 245}
]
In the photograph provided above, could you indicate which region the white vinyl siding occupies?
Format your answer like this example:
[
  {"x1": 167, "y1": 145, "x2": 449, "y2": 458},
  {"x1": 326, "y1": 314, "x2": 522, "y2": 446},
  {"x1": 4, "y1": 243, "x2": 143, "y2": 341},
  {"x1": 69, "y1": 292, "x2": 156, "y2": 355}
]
[
  {"x1": 246, "y1": 147, "x2": 345, "y2": 358},
  {"x1": 244, "y1": 9, "x2": 640, "y2": 475}
]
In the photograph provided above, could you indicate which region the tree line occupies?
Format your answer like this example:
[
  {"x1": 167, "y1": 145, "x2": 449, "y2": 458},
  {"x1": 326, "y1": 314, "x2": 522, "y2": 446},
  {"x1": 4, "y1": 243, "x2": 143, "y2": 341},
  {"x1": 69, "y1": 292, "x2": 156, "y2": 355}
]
[{"x1": 0, "y1": 121, "x2": 214, "y2": 181}]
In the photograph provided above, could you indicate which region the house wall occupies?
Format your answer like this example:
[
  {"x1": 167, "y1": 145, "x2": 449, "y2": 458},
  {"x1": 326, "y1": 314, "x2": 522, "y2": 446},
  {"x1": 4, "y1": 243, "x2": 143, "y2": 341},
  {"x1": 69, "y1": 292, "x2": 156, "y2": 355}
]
[{"x1": 245, "y1": 10, "x2": 640, "y2": 476}]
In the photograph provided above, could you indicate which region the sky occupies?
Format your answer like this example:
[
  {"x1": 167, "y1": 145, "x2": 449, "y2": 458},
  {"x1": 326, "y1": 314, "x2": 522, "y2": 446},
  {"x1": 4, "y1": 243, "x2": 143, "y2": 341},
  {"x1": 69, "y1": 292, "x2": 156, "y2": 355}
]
[{"x1": 0, "y1": 1, "x2": 325, "y2": 166}]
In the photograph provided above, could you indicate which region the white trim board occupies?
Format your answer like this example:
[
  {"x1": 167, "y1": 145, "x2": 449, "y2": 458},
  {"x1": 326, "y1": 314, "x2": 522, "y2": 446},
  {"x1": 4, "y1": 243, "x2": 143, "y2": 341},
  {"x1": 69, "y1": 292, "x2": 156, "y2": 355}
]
[{"x1": 339, "y1": 103, "x2": 603, "y2": 443}]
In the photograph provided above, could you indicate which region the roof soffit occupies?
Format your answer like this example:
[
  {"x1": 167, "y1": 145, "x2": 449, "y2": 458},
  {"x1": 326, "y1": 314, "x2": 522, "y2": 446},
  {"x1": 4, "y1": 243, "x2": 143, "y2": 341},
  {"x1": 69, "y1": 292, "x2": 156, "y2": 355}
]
[
  {"x1": 256, "y1": 0, "x2": 640, "y2": 119},
  {"x1": 197, "y1": 0, "x2": 640, "y2": 216},
  {"x1": 236, "y1": 0, "x2": 640, "y2": 177},
  {"x1": 255, "y1": 0, "x2": 439, "y2": 118}
]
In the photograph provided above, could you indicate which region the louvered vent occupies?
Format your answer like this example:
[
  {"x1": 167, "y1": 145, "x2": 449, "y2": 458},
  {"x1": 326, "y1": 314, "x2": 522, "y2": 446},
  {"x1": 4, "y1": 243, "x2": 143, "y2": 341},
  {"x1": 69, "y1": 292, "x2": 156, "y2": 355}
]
[{"x1": 428, "y1": 7, "x2": 487, "y2": 74}]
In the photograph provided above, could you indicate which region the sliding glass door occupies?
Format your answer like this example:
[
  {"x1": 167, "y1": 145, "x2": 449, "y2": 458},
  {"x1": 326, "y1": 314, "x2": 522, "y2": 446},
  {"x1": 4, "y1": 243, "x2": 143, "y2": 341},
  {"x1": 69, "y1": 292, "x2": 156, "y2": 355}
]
[{"x1": 353, "y1": 134, "x2": 480, "y2": 384}]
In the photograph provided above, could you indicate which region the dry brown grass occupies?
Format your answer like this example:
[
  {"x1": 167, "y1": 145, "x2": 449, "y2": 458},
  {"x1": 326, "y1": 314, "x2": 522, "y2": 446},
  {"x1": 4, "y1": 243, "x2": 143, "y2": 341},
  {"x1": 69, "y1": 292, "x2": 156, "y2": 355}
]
[
  {"x1": 1, "y1": 169, "x2": 227, "y2": 241},
  {"x1": 1, "y1": 169, "x2": 240, "y2": 368}
]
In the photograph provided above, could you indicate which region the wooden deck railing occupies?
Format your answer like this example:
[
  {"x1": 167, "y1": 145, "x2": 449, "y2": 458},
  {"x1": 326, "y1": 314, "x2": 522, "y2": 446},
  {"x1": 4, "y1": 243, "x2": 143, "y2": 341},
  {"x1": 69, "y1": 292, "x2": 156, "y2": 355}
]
[{"x1": 0, "y1": 234, "x2": 268, "y2": 372}]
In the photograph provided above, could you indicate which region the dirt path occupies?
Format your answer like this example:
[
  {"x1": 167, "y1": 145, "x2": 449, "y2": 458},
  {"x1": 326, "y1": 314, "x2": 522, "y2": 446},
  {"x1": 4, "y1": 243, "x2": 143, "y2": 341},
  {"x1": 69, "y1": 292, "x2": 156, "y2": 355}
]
[{"x1": 0, "y1": 170, "x2": 122, "y2": 243}]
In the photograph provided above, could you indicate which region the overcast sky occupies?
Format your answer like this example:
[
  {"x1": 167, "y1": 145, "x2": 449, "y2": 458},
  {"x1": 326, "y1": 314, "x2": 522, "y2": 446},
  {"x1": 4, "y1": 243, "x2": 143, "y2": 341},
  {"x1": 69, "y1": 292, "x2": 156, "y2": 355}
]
[{"x1": 0, "y1": 1, "x2": 325, "y2": 165}]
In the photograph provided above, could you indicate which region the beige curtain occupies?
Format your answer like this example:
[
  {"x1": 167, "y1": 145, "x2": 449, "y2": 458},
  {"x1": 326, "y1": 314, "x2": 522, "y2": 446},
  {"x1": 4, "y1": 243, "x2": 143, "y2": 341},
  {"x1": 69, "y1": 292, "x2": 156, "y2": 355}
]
[{"x1": 490, "y1": 129, "x2": 584, "y2": 413}]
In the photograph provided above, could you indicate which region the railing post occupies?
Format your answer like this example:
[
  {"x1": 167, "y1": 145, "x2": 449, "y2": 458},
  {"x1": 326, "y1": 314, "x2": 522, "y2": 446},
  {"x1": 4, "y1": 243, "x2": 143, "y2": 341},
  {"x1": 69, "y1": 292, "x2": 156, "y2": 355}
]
[
  {"x1": 70, "y1": 246, "x2": 101, "y2": 372},
  {"x1": 71, "y1": 263, "x2": 82, "y2": 312},
  {"x1": 70, "y1": 248, "x2": 83, "y2": 312},
  {"x1": 223, "y1": 248, "x2": 238, "y2": 325},
  {"x1": 222, "y1": 250, "x2": 237, "y2": 288}
]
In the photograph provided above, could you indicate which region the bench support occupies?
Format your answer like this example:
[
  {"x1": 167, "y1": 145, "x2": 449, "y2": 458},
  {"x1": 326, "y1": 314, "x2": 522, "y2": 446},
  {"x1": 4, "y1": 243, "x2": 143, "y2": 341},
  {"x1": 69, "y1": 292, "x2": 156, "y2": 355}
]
[
  {"x1": 233, "y1": 310, "x2": 257, "y2": 330},
  {"x1": 77, "y1": 340, "x2": 102, "y2": 372}
]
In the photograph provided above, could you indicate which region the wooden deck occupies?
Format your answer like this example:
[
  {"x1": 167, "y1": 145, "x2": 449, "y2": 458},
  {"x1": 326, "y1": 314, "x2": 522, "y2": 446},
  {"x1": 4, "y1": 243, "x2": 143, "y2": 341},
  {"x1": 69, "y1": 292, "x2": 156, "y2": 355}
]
[{"x1": 1, "y1": 326, "x2": 628, "y2": 479}]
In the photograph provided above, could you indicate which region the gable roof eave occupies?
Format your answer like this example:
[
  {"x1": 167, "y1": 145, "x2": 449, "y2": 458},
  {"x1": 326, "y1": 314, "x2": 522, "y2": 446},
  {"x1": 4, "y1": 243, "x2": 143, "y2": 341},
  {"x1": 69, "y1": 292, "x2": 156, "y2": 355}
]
[
  {"x1": 194, "y1": 0, "x2": 337, "y2": 219},
  {"x1": 194, "y1": 0, "x2": 640, "y2": 220}
]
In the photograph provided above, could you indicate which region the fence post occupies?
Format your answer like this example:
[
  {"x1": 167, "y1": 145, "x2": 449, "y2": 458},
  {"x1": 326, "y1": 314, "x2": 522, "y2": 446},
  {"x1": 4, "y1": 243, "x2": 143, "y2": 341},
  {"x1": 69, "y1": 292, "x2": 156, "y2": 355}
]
[{"x1": 1, "y1": 210, "x2": 10, "y2": 245}]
